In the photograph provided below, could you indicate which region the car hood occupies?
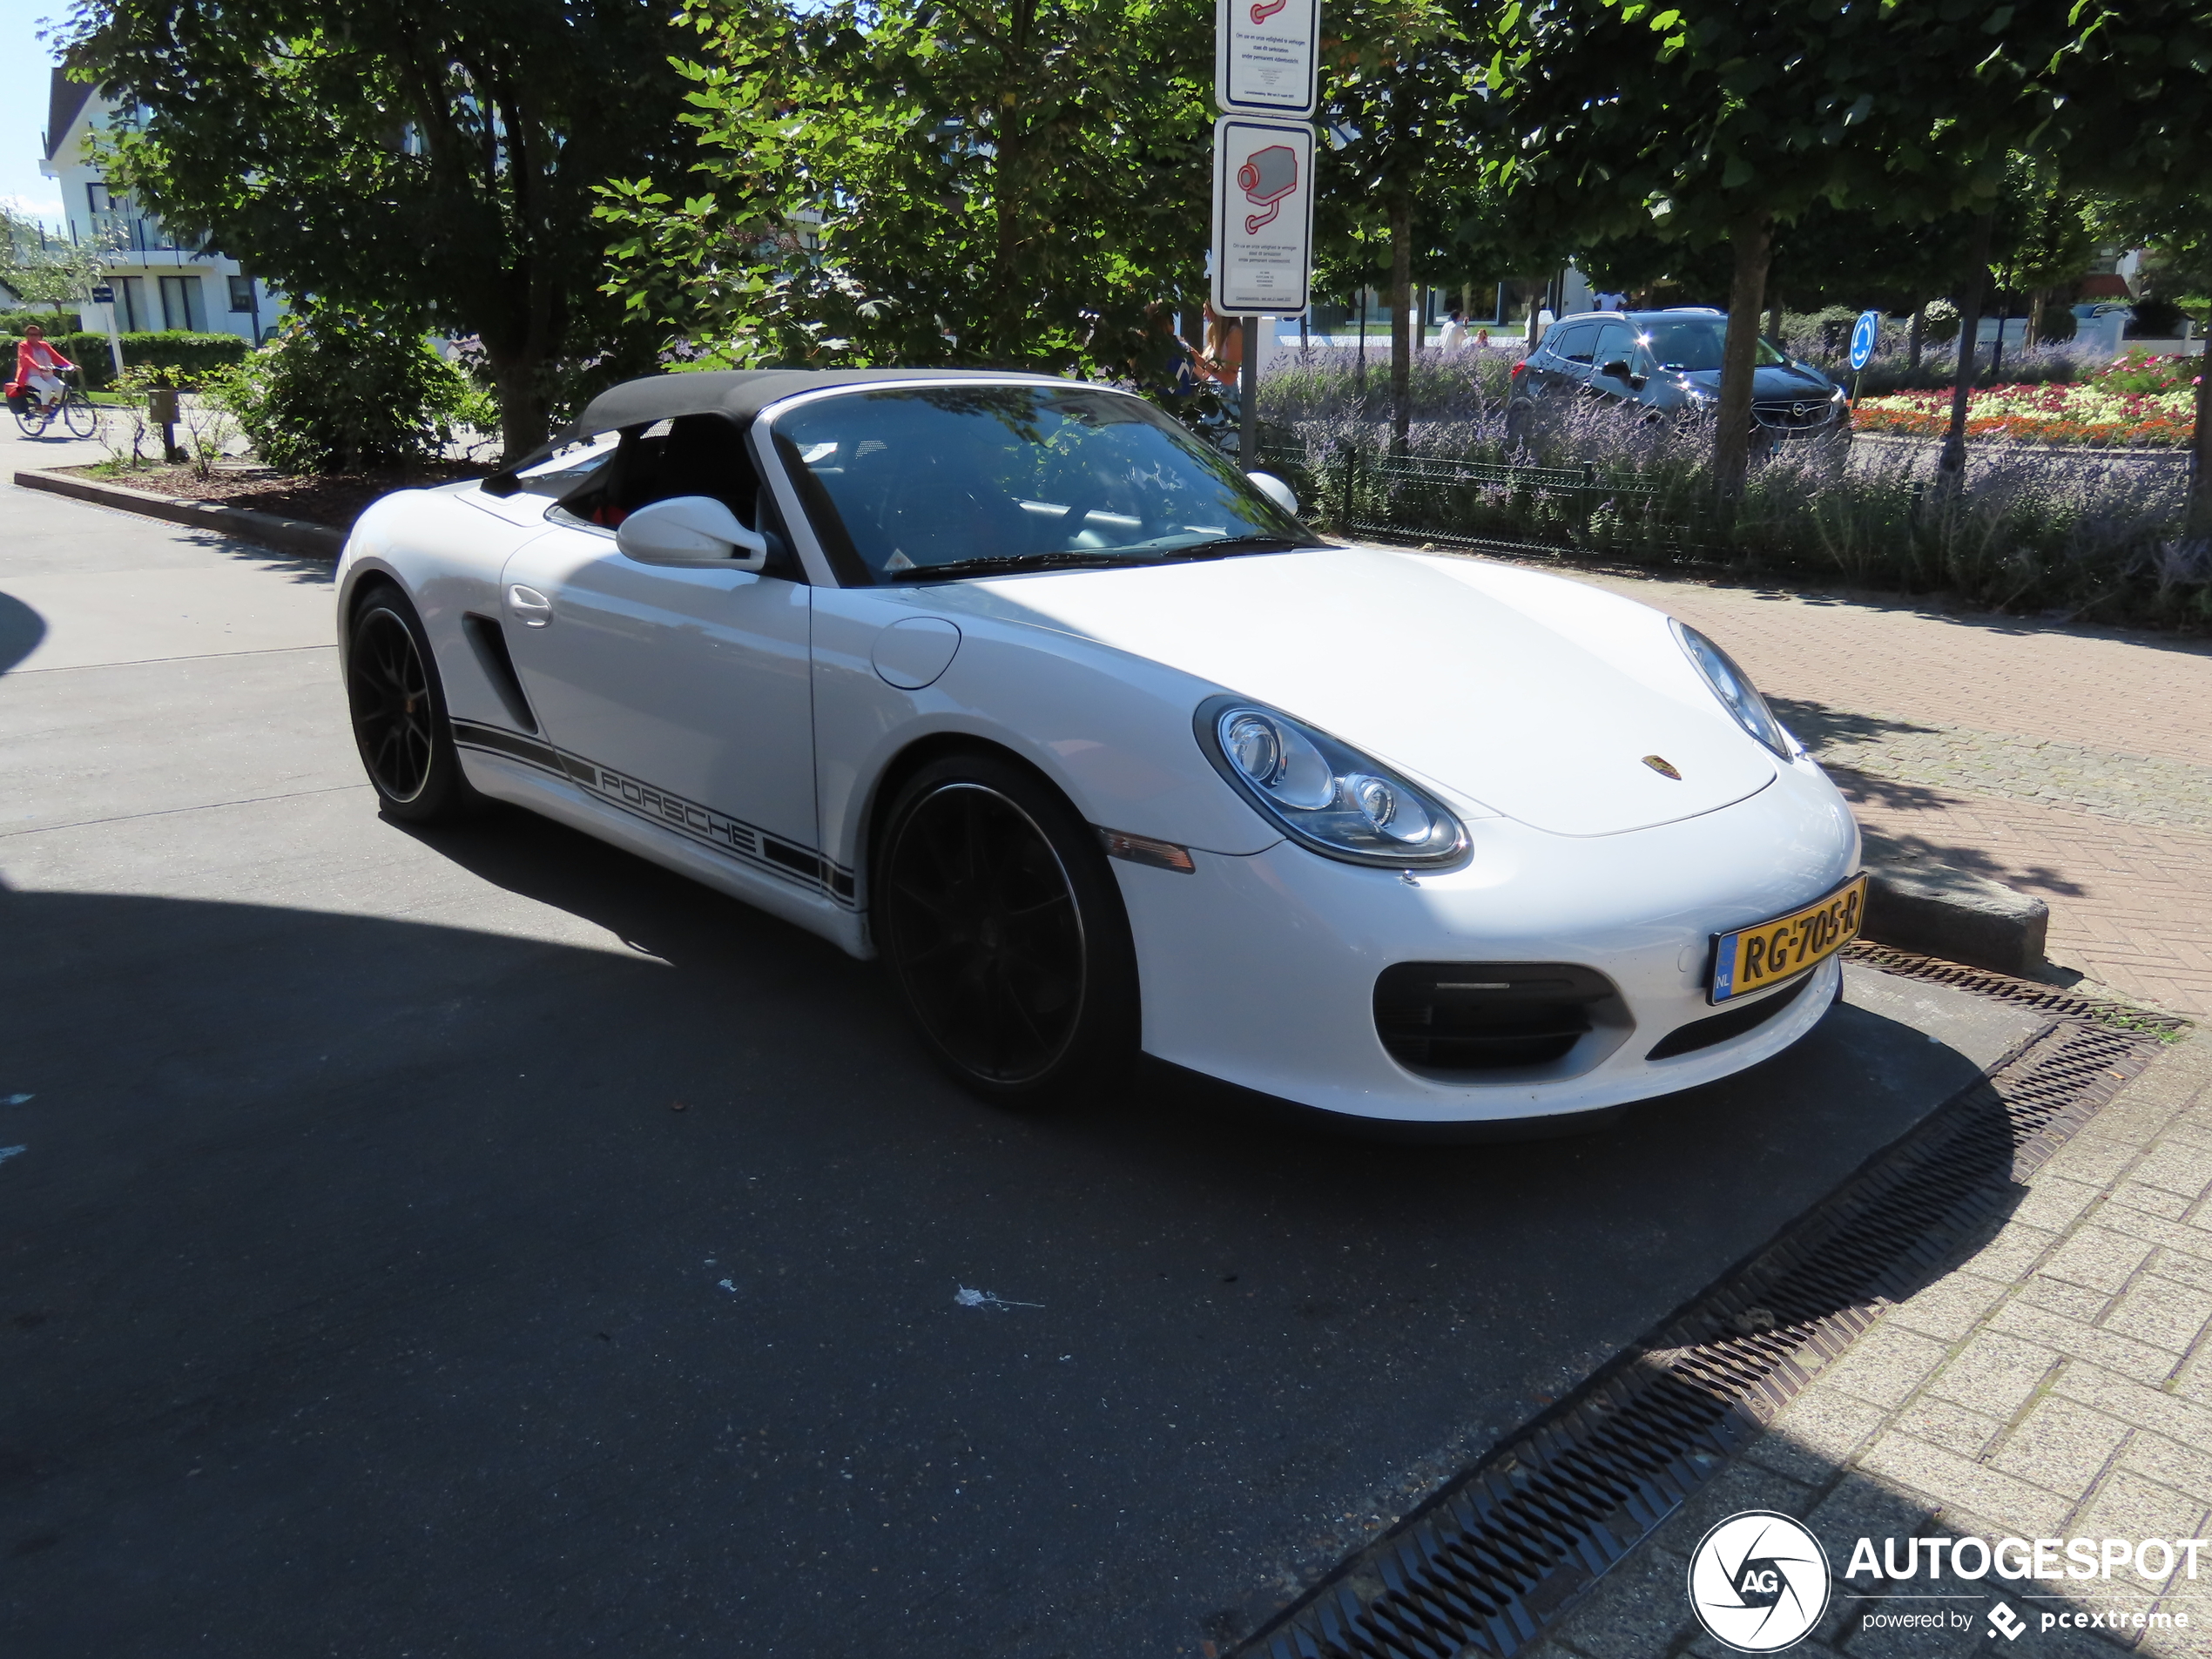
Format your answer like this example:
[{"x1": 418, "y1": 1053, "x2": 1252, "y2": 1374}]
[
  {"x1": 927, "y1": 547, "x2": 1777, "y2": 837},
  {"x1": 1677, "y1": 361, "x2": 1839, "y2": 400}
]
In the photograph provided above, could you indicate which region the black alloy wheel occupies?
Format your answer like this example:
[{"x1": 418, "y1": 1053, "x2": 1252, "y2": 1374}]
[
  {"x1": 346, "y1": 587, "x2": 481, "y2": 824},
  {"x1": 876, "y1": 754, "x2": 1137, "y2": 1104}
]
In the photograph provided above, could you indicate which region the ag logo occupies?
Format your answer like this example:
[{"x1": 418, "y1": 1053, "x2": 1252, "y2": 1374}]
[{"x1": 1687, "y1": 1510, "x2": 1831, "y2": 1652}]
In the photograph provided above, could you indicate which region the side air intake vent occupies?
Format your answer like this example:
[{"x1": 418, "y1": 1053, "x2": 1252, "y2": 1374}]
[{"x1": 462, "y1": 613, "x2": 537, "y2": 733}]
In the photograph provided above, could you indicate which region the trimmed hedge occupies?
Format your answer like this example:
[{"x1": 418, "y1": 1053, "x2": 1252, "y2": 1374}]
[
  {"x1": 0, "y1": 308, "x2": 83, "y2": 334},
  {"x1": 10, "y1": 330, "x2": 249, "y2": 389}
]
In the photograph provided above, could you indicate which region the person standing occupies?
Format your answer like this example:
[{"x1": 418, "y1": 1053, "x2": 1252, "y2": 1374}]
[
  {"x1": 15, "y1": 325, "x2": 75, "y2": 408},
  {"x1": 1437, "y1": 307, "x2": 1469, "y2": 356}
]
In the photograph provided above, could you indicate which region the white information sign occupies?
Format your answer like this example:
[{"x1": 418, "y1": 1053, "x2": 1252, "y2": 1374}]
[
  {"x1": 1214, "y1": 0, "x2": 1319, "y2": 116},
  {"x1": 1211, "y1": 117, "x2": 1315, "y2": 315}
]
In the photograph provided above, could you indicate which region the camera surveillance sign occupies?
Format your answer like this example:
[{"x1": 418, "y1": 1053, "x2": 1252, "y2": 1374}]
[
  {"x1": 1211, "y1": 116, "x2": 1314, "y2": 315},
  {"x1": 1215, "y1": 0, "x2": 1318, "y2": 115}
]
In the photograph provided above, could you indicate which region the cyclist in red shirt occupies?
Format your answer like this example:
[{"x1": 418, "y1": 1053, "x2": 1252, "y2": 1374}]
[{"x1": 15, "y1": 324, "x2": 76, "y2": 408}]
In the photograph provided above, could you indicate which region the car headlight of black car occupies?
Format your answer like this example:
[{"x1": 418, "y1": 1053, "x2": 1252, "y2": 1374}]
[{"x1": 1196, "y1": 694, "x2": 1468, "y2": 867}]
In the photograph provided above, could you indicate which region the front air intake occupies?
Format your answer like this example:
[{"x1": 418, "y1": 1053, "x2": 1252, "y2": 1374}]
[{"x1": 1373, "y1": 962, "x2": 1618, "y2": 1075}]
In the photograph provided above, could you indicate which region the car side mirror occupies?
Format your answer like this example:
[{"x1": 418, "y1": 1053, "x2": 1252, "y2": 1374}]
[
  {"x1": 615, "y1": 496, "x2": 770, "y2": 571},
  {"x1": 1600, "y1": 358, "x2": 1635, "y2": 381},
  {"x1": 1245, "y1": 470, "x2": 1299, "y2": 516}
]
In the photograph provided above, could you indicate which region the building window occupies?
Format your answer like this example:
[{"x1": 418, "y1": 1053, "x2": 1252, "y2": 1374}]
[
  {"x1": 87, "y1": 180, "x2": 111, "y2": 213},
  {"x1": 115, "y1": 275, "x2": 146, "y2": 333},
  {"x1": 158, "y1": 273, "x2": 206, "y2": 334},
  {"x1": 226, "y1": 274, "x2": 256, "y2": 314}
]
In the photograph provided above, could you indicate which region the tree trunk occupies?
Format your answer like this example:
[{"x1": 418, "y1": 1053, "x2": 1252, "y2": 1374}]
[
  {"x1": 2188, "y1": 346, "x2": 2212, "y2": 539},
  {"x1": 1388, "y1": 192, "x2": 1412, "y2": 453},
  {"x1": 1355, "y1": 287, "x2": 1367, "y2": 391},
  {"x1": 1939, "y1": 210, "x2": 1997, "y2": 481},
  {"x1": 1908, "y1": 301, "x2": 1925, "y2": 370},
  {"x1": 1713, "y1": 212, "x2": 1773, "y2": 502},
  {"x1": 2027, "y1": 288, "x2": 2048, "y2": 350},
  {"x1": 1766, "y1": 293, "x2": 1784, "y2": 347},
  {"x1": 489, "y1": 351, "x2": 552, "y2": 463}
]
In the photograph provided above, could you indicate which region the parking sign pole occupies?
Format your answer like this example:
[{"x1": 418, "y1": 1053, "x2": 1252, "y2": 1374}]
[
  {"x1": 91, "y1": 279, "x2": 124, "y2": 377},
  {"x1": 1213, "y1": 0, "x2": 1317, "y2": 477},
  {"x1": 1240, "y1": 320, "x2": 1259, "y2": 468}
]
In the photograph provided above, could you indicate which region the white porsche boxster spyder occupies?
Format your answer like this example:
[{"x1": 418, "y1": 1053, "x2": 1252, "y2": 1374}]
[{"x1": 336, "y1": 368, "x2": 1863, "y2": 1125}]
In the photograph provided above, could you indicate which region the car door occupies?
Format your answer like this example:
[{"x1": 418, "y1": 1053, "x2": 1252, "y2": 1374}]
[
  {"x1": 1587, "y1": 320, "x2": 1640, "y2": 406},
  {"x1": 1533, "y1": 320, "x2": 1600, "y2": 398},
  {"x1": 496, "y1": 415, "x2": 824, "y2": 890}
]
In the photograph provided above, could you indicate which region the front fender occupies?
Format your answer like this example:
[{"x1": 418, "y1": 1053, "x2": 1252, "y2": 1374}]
[{"x1": 811, "y1": 588, "x2": 1280, "y2": 887}]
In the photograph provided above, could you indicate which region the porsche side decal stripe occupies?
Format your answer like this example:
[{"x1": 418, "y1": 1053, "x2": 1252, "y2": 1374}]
[
  {"x1": 452, "y1": 721, "x2": 564, "y2": 776},
  {"x1": 455, "y1": 720, "x2": 857, "y2": 907},
  {"x1": 556, "y1": 751, "x2": 859, "y2": 911}
]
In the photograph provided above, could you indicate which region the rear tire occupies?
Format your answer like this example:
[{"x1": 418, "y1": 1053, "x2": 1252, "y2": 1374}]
[
  {"x1": 346, "y1": 584, "x2": 482, "y2": 824},
  {"x1": 874, "y1": 753, "x2": 1138, "y2": 1107}
]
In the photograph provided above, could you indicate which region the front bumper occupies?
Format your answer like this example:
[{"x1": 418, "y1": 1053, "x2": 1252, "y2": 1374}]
[{"x1": 1114, "y1": 753, "x2": 1859, "y2": 1123}]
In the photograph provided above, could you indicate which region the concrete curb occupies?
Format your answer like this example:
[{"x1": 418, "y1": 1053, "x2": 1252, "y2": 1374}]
[
  {"x1": 13, "y1": 467, "x2": 346, "y2": 561},
  {"x1": 1861, "y1": 855, "x2": 2051, "y2": 978}
]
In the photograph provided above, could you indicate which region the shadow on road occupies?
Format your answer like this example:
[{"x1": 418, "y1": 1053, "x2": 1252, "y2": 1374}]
[
  {"x1": 0, "y1": 833, "x2": 2032, "y2": 1658},
  {"x1": 0, "y1": 590, "x2": 45, "y2": 674}
]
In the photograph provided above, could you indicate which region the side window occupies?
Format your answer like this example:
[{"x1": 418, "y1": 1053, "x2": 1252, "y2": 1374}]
[
  {"x1": 556, "y1": 415, "x2": 759, "y2": 529},
  {"x1": 1592, "y1": 322, "x2": 1636, "y2": 374},
  {"x1": 1554, "y1": 322, "x2": 1601, "y2": 366},
  {"x1": 514, "y1": 437, "x2": 617, "y2": 500},
  {"x1": 555, "y1": 415, "x2": 805, "y2": 581}
]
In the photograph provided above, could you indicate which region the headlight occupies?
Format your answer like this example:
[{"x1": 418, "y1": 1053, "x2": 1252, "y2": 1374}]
[
  {"x1": 1196, "y1": 695, "x2": 1467, "y2": 867},
  {"x1": 1672, "y1": 620, "x2": 1794, "y2": 757}
]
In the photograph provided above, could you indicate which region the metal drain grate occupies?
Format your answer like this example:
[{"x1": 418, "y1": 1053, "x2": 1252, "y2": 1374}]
[
  {"x1": 1236, "y1": 968, "x2": 2185, "y2": 1659},
  {"x1": 1841, "y1": 940, "x2": 2193, "y2": 1038}
]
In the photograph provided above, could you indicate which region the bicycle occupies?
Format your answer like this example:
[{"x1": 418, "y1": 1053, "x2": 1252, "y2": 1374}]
[{"x1": 10, "y1": 367, "x2": 98, "y2": 440}]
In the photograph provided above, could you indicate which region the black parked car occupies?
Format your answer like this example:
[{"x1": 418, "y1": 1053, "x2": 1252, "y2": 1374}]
[{"x1": 1505, "y1": 308, "x2": 1848, "y2": 448}]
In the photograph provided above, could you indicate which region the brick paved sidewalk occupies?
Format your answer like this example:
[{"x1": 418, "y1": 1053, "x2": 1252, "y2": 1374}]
[
  {"x1": 1546, "y1": 569, "x2": 2212, "y2": 1019},
  {"x1": 1527, "y1": 1032, "x2": 2212, "y2": 1659}
]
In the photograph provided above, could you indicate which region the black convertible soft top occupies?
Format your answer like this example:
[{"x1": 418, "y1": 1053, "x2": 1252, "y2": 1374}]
[{"x1": 482, "y1": 367, "x2": 1068, "y2": 495}]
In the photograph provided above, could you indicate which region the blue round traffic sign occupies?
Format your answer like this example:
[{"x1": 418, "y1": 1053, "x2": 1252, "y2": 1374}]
[{"x1": 1848, "y1": 310, "x2": 1880, "y2": 371}]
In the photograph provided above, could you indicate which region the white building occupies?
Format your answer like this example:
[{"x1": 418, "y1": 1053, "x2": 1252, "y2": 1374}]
[{"x1": 39, "y1": 69, "x2": 285, "y2": 342}]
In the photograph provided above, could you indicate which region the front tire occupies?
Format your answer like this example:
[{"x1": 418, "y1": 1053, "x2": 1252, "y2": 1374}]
[
  {"x1": 346, "y1": 585, "x2": 482, "y2": 824},
  {"x1": 874, "y1": 754, "x2": 1138, "y2": 1106},
  {"x1": 61, "y1": 390, "x2": 97, "y2": 439}
]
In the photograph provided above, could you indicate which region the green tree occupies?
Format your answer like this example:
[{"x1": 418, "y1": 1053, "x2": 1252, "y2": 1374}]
[
  {"x1": 1317, "y1": 0, "x2": 1480, "y2": 447},
  {"x1": 0, "y1": 206, "x2": 117, "y2": 324},
  {"x1": 63, "y1": 0, "x2": 696, "y2": 458},
  {"x1": 2036, "y1": 0, "x2": 2212, "y2": 536},
  {"x1": 1484, "y1": 0, "x2": 2066, "y2": 494},
  {"x1": 597, "y1": 0, "x2": 1212, "y2": 387}
]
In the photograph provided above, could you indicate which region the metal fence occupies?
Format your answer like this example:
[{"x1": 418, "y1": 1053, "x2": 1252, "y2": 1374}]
[{"x1": 1258, "y1": 443, "x2": 1668, "y2": 555}]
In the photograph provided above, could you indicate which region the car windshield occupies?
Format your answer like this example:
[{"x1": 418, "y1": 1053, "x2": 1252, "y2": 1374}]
[
  {"x1": 1638, "y1": 320, "x2": 1787, "y2": 372},
  {"x1": 772, "y1": 384, "x2": 1319, "y2": 583}
]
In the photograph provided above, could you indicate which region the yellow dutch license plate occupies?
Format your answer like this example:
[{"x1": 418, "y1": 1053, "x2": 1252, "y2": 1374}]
[{"x1": 1710, "y1": 874, "x2": 1867, "y2": 1004}]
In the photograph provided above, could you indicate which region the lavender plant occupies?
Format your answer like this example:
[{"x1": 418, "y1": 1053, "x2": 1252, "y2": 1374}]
[{"x1": 1258, "y1": 355, "x2": 2207, "y2": 628}]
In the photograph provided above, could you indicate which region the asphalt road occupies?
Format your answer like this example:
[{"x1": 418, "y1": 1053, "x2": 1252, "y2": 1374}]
[{"x1": 0, "y1": 480, "x2": 2043, "y2": 1658}]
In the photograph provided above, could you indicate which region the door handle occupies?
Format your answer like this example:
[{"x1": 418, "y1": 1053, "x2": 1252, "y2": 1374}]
[{"x1": 508, "y1": 584, "x2": 553, "y2": 627}]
